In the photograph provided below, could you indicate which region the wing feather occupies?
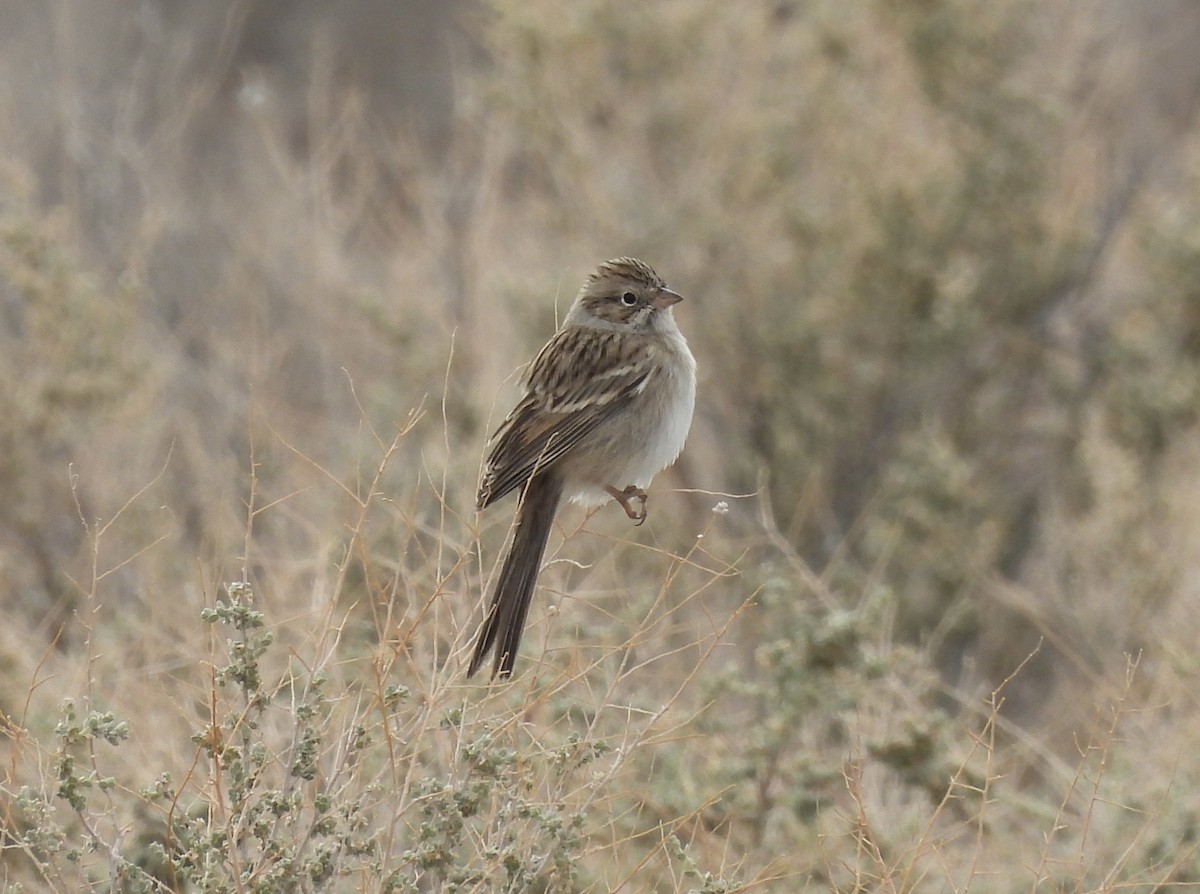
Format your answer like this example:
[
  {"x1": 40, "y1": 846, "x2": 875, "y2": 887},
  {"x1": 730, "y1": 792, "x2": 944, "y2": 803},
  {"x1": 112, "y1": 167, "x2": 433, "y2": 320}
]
[{"x1": 477, "y1": 327, "x2": 654, "y2": 509}]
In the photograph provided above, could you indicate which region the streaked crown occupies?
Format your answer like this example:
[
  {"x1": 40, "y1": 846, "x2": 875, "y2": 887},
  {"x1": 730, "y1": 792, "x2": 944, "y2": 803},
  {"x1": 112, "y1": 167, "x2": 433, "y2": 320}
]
[{"x1": 585, "y1": 257, "x2": 665, "y2": 292}]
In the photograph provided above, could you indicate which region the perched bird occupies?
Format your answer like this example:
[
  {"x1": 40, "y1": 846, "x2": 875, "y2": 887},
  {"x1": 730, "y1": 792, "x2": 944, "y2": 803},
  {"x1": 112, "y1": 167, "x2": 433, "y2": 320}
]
[{"x1": 469, "y1": 258, "x2": 696, "y2": 678}]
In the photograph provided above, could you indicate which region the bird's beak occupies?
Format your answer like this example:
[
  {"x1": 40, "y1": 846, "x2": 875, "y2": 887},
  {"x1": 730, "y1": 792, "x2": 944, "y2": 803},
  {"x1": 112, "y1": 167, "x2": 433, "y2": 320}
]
[{"x1": 652, "y1": 288, "x2": 683, "y2": 309}]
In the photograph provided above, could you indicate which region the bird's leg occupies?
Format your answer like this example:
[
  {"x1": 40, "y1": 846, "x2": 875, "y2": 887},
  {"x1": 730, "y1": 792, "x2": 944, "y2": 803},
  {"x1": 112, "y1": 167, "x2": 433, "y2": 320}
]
[{"x1": 604, "y1": 484, "x2": 648, "y2": 526}]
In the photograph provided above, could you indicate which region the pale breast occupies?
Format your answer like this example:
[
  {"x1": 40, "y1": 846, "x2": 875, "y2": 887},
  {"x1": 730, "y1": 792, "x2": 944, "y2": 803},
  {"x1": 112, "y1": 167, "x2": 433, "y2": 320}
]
[{"x1": 565, "y1": 329, "x2": 696, "y2": 506}]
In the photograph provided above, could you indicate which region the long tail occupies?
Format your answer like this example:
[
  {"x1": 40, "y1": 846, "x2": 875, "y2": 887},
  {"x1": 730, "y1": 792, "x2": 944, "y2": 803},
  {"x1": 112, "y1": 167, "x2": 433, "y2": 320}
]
[{"x1": 469, "y1": 473, "x2": 563, "y2": 678}]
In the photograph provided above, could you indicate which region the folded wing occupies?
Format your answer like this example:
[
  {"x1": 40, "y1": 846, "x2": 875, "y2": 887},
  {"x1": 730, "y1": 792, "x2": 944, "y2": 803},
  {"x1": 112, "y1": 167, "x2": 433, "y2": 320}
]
[{"x1": 477, "y1": 328, "x2": 655, "y2": 509}]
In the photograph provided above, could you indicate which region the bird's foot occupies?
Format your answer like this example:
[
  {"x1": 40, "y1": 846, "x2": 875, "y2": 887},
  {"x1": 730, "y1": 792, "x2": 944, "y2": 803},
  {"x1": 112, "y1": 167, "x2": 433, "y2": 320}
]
[{"x1": 604, "y1": 484, "x2": 648, "y2": 526}]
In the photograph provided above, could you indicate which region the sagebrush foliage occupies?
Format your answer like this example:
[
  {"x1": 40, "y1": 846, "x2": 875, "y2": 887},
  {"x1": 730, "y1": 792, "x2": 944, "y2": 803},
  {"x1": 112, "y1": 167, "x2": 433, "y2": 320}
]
[{"x1": 3, "y1": 1, "x2": 1200, "y2": 891}]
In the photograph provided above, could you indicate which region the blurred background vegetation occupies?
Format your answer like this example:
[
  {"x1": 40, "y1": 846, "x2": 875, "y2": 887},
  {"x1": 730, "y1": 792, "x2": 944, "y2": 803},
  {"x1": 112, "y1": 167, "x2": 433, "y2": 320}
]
[{"x1": 3, "y1": 1, "x2": 1200, "y2": 890}]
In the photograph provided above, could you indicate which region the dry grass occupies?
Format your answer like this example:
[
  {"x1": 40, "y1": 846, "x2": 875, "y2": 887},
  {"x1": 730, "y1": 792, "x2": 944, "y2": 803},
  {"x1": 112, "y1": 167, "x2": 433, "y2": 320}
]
[{"x1": 3, "y1": 0, "x2": 1200, "y2": 891}]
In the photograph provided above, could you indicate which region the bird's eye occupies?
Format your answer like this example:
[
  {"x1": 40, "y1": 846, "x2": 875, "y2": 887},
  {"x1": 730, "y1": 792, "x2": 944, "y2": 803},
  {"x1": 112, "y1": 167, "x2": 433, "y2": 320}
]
[{"x1": 620, "y1": 291, "x2": 638, "y2": 306}]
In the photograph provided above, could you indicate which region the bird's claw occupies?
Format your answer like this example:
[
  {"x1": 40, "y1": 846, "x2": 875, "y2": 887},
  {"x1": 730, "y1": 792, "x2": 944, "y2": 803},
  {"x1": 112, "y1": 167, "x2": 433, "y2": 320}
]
[{"x1": 605, "y1": 485, "x2": 648, "y2": 525}]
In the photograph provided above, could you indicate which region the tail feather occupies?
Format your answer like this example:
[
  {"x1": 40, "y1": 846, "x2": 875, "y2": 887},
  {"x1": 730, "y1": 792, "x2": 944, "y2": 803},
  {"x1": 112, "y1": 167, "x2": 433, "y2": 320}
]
[{"x1": 469, "y1": 474, "x2": 563, "y2": 678}]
